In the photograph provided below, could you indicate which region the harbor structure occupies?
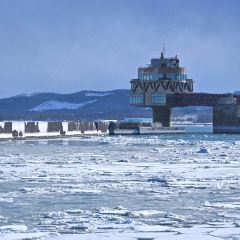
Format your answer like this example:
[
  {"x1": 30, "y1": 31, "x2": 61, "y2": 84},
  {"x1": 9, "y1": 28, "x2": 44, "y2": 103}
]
[
  {"x1": 213, "y1": 96, "x2": 240, "y2": 133},
  {"x1": 0, "y1": 121, "x2": 109, "y2": 140},
  {"x1": 130, "y1": 52, "x2": 240, "y2": 132},
  {"x1": 130, "y1": 52, "x2": 193, "y2": 127}
]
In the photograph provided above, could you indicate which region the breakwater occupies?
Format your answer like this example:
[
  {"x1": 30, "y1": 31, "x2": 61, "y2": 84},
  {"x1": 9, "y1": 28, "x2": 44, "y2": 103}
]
[{"x1": 0, "y1": 121, "x2": 109, "y2": 139}]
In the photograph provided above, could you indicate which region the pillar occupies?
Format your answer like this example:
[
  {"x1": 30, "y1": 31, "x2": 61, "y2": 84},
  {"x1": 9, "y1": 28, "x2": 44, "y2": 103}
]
[{"x1": 152, "y1": 107, "x2": 172, "y2": 127}]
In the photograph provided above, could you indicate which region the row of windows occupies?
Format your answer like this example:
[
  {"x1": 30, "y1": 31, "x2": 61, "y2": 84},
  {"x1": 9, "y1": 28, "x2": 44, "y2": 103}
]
[
  {"x1": 138, "y1": 73, "x2": 187, "y2": 81},
  {"x1": 151, "y1": 94, "x2": 166, "y2": 105},
  {"x1": 130, "y1": 95, "x2": 144, "y2": 105},
  {"x1": 130, "y1": 94, "x2": 166, "y2": 105}
]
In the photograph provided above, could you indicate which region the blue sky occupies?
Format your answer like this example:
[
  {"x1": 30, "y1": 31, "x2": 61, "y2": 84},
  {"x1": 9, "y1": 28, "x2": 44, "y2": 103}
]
[{"x1": 0, "y1": 0, "x2": 239, "y2": 97}]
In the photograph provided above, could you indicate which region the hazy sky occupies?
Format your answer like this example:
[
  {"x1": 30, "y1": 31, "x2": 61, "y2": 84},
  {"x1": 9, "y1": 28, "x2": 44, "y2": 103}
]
[{"x1": 0, "y1": 0, "x2": 239, "y2": 97}]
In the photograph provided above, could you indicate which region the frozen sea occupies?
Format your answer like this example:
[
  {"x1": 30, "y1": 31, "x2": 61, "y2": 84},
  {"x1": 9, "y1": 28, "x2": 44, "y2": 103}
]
[{"x1": 1, "y1": 126, "x2": 240, "y2": 240}]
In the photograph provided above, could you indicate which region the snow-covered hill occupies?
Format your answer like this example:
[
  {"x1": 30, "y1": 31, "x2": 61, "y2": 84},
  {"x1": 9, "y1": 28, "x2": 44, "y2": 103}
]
[
  {"x1": 0, "y1": 90, "x2": 151, "y2": 120},
  {"x1": 31, "y1": 100, "x2": 97, "y2": 111},
  {"x1": 0, "y1": 90, "x2": 212, "y2": 121}
]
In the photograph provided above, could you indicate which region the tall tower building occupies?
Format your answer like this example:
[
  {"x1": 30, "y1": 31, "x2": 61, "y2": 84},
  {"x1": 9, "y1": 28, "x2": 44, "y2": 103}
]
[{"x1": 130, "y1": 53, "x2": 194, "y2": 127}]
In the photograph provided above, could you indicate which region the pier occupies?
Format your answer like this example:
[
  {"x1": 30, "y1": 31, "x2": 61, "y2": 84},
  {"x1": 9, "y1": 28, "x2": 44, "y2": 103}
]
[{"x1": 0, "y1": 121, "x2": 109, "y2": 139}]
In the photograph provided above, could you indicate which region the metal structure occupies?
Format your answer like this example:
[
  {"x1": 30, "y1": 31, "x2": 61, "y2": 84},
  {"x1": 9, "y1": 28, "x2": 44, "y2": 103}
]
[{"x1": 130, "y1": 52, "x2": 240, "y2": 129}]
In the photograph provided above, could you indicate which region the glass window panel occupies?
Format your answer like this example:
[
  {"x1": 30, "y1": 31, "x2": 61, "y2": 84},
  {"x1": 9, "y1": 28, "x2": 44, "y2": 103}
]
[{"x1": 151, "y1": 93, "x2": 166, "y2": 105}]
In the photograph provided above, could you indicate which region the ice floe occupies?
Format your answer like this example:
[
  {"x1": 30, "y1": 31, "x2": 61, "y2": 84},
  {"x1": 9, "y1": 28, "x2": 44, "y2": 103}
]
[
  {"x1": 0, "y1": 225, "x2": 28, "y2": 232},
  {"x1": 0, "y1": 134, "x2": 240, "y2": 239}
]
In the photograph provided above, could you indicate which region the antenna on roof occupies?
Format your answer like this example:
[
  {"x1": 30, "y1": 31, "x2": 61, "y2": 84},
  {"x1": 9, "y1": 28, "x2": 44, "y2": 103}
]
[
  {"x1": 160, "y1": 42, "x2": 165, "y2": 59},
  {"x1": 163, "y1": 41, "x2": 166, "y2": 57}
]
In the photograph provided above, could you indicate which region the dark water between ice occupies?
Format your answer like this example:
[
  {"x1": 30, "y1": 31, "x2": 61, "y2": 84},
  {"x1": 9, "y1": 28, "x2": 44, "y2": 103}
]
[{"x1": 0, "y1": 125, "x2": 240, "y2": 240}]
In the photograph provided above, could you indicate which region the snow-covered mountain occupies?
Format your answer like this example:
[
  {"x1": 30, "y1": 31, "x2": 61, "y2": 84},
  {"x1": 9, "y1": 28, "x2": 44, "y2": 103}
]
[
  {"x1": 31, "y1": 100, "x2": 97, "y2": 111},
  {"x1": 0, "y1": 90, "x2": 212, "y2": 121},
  {"x1": 0, "y1": 90, "x2": 151, "y2": 120}
]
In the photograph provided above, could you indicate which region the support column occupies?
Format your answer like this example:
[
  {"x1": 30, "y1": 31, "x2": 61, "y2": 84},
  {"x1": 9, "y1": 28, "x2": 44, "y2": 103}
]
[{"x1": 152, "y1": 107, "x2": 172, "y2": 127}]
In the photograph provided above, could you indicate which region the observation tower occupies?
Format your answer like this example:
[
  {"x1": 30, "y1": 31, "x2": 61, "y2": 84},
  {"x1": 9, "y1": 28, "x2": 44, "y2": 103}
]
[{"x1": 130, "y1": 52, "x2": 193, "y2": 127}]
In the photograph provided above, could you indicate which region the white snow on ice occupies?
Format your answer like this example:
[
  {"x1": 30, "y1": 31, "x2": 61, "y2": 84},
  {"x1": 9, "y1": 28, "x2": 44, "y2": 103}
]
[{"x1": 0, "y1": 133, "x2": 240, "y2": 239}]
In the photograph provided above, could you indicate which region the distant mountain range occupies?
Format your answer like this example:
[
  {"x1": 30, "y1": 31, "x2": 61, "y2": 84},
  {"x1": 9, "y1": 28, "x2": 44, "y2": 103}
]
[{"x1": 0, "y1": 90, "x2": 212, "y2": 121}]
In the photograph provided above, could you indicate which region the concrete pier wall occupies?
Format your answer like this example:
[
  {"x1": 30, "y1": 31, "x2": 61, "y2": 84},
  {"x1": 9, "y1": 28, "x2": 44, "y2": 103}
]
[
  {"x1": 213, "y1": 102, "x2": 240, "y2": 133},
  {"x1": 0, "y1": 121, "x2": 109, "y2": 139},
  {"x1": 152, "y1": 107, "x2": 172, "y2": 127},
  {"x1": 0, "y1": 122, "x2": 5, "y2": 133},
  {"x1": 47, "y1": 122, "x2": 63, "y2": 132},
  {"x1": 4, "y1": 122, "x2": 13, "y2": 133},
  {"x1": 25, "y1": 122, "x2": 40, "y2": 133}
]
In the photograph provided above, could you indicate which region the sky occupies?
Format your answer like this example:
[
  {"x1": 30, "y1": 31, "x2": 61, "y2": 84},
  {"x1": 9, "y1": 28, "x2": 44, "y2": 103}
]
[{"x1": 0, "y1": 0, "x2": 240, "y2": 98}]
